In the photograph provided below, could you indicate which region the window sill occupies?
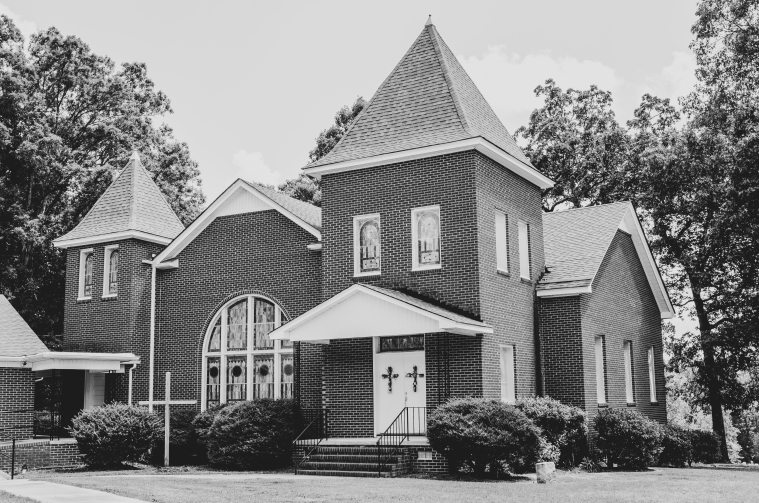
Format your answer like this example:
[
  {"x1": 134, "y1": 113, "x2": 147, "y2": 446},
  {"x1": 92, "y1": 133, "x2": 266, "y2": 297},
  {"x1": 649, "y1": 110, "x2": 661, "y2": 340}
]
[
  {"x1": 627, "y1": 402, "x2": 637, "y2": 407},
  {"x1": 520, "y1": 277, "x2": 532, "y2": 284},
  {"x1": 353, "y1": 271, "x2": 381, "y2": 278},
  {"x1": 101, "y1": 295, "x2": 118, "y2": 301},
  {"x1": 497, "y1": 269, "x2": 510, "y2": 278},
  {"x1": 650, "y1": 401, "x2": 660, "y2": 406},
  {"x1": 597, "y1": 403, "x2": 608, "y2": 408},
  {"x1": 411, "y1": 266, "x2": 441, "y2": 275},
  {"x1": 76, "y1": 297, "x2": 92, "y2": 303}
]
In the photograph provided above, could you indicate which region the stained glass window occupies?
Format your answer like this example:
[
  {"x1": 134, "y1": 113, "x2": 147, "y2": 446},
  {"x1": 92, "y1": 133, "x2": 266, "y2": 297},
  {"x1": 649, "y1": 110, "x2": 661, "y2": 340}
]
[
  {"x1": 358, "y1": 217, "x2": 381, "y2": 273},
  {"x1": 208, "y1": 319, "x2": 221, "y2": 352},
  {"x1": 108, "y1": 250, "x2": 119, "y2": 295},
  {"x1": 253, "y1": 299, "x2": 275, "y2": 349},
  {"x1": 281, "y1": 354, "x2": 294, "y2": 399},
  {"x1": 203, "y1": 295, "x2": 292, "y2": 409},
  {"x1": 207, "y1": 357, "x2": 221, "y2": 407},
  {"x1": 416, "y1": 210, "x2": 440, "y2": 266},
  {"x1": 83, "y1": 253, "x2": 94, "y2": 297},
  {"x1": 253, "y1": 355, "x2": 274, "y2": 399},
  {"x1": 227, "y1": 300, "x2": 247, "y2": 350},
  {"x1": 227, "y1": 356, "x2": 247, "y2": 401}
]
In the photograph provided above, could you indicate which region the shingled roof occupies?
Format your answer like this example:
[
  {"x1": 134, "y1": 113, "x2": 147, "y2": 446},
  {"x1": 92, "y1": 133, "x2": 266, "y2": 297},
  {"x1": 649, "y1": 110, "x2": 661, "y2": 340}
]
[
  {"x1": 306, "y1": 19, "x2": 532, "y2": 169},
  {"x1": 242, "y1": 181, "x2": 322, "y2": 231},
  {"x1": 54, "y1": 153, "x2": 185, "y2": 247},
  {"x1": 0, "y1": 295, "x2": 47, "y2": 357}
]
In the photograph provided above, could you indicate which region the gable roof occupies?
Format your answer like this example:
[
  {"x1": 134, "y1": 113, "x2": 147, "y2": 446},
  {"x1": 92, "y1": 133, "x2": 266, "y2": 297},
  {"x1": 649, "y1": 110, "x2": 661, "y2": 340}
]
[
  {"x1": 538, "y1": 201, "x2": 674, "y2": 318},
  {"x1": 0, "y1": 295, "x2": 47, "y2": 357},
  {"x1": 54, "y1": 152, "x2": 185, "y2": 248},
  {"x1": 304, "y1": 21, "x2": 549, "y2": 187},
  {"x1": 153, "y1": 179, "x2": 321, "y2": 267}
]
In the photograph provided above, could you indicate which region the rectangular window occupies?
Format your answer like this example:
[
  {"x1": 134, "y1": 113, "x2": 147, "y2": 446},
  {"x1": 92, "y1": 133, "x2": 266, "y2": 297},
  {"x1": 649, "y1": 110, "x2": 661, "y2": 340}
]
[
  {"x1": 648, "y1": 346, "x2": 658, "y2": 403},
  {"x1": 518, "y1": 221, "x2": 530, "y2": 280},
  {"x1": 495, "y1": 211, "x2": 508, "y2": 273},
  {"x1": 102, "y1": 245, "x2": 119, "y2": 297},
  {"x1": 624, "y1": 341, "x2": 634, "y2": 403},
  {"x1": 354, "y1": 214, "x2": 381, "y2": 276},
  {"x1": 411, "y1": 206, "x2": 441, "y2": 270},
  {"x1": 500, "y1": 345, "x2": 516, "y2": 403},
  {"x1": 78, "y1": 248, "x2": 94, "y2": 299},
  {"x1": 595, "y1": 336, "x2": 606, "y2": 404},
  {"x1": 379, "y1": 335, "x2": 424, "y2": 352}
]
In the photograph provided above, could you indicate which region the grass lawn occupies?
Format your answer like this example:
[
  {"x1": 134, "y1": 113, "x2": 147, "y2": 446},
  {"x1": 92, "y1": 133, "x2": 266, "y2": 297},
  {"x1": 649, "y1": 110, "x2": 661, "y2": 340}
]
[{"x1": 16, "y1": 466, "x2": 758, "y2": 503}]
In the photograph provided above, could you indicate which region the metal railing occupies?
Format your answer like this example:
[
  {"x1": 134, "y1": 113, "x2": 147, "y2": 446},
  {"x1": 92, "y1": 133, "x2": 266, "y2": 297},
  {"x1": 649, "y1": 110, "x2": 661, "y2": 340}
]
[
  {"x1": 292, "y1": 408, "x2": 328, "y2": 474},
  {"x1": 376, "y1": 407, "x2": 426, "y2": 476},
  {"x1": 0, "y1": 408, "x2": 37, "y2": 479}
]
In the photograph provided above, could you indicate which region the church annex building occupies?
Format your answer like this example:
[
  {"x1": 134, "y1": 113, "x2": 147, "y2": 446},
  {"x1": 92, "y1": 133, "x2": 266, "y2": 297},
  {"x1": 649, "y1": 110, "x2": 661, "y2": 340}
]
[{"x1": 0, "y1": 20, "x2": 673, "y2": 473}]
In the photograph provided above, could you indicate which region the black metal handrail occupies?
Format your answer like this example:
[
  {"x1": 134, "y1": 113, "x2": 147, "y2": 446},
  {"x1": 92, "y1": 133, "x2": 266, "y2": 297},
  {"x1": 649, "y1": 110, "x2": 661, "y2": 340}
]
[
  {"x1": 376, "y1": 407, "x2": 426, "y2": 476},
  {"x1": 292, "y1": 408, "x2": 328, "y2": 474}
]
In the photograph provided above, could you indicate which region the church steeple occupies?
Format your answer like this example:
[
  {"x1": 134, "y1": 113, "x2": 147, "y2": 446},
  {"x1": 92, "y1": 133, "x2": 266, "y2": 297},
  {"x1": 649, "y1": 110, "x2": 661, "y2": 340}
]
[
  {"x1": 305, "y1": 22, "x2": 534, "y2": 170},
  {"x1": 54, "y1": 153, "x2": 185, "y2": 248}
]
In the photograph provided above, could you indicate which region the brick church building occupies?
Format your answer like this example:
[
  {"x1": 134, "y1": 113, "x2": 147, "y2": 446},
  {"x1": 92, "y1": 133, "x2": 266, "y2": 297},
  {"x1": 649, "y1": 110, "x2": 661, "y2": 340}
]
[{"x1": 0, "y1": 19, "x2": 672, "y2": 473}]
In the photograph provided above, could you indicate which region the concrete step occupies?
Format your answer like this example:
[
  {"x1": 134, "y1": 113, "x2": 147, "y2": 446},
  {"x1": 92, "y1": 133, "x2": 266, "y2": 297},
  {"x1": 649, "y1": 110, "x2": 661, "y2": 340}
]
[
  {"x1": 307, "y1": 454, "x2": 400, "y2": 464},
  {"x1": 296, "y1": 469, "x2": 394, "y2": 478},
  {"x1": 300, "y1": 461, "x2": 394, "y2": 472}
]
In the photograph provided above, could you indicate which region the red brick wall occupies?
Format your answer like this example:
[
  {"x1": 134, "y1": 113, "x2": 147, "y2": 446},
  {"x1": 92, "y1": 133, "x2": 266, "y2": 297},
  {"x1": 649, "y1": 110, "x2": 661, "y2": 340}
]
[
  {"x1": 0, "y1": 368, "x2": 34, "y2": 439},
  {"x1": 474, "y1": 153, "x2": 544, "y2": 400},
  {"x1": 152, "y1": 210, "x2": 322, "y2": 409},
  {"x1": 580, "y1": 230, "x2": 666, "y2": 425},
  {"x1": 0, "y1": 439, "x2": 82, "y2": 472}
]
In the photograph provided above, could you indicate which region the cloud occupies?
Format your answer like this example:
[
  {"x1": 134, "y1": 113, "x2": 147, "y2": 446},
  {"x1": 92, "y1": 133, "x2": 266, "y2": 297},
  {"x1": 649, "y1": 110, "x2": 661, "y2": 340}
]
[
  {"x1": 459, "y1": 46, "x2": 625, "y2": 132},
  {"x1": 641, "y1": 51, "x2": 698, "y2": 106},
  {"x1": 0, "y1": 3, "x2": 38, "y2": 40},
  {"x1": 232, "y1": 150, "x2": 283, "y2": 187}
]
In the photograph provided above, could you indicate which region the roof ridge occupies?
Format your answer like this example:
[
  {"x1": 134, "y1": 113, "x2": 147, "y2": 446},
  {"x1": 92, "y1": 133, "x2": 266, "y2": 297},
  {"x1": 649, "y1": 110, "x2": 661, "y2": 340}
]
[
  {"x1": 131, "y1": 155, "x2": 185, "y2": 229},
  {"x1": 427, "y1": 25, "x2": 476, "y2": 137},
  {"x1": 129, "y1": 156, "x2": 139, "y2": 230},
  {"x1": 542, "y1": 201, "x2": 631, "y2": 216},
  {"x1": 303, "y1": 25, "x2": 434, "y2": 170}
]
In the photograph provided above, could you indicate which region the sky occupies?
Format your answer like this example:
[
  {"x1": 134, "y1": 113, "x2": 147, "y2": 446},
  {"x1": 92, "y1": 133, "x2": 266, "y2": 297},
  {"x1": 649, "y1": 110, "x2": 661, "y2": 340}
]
[{"x1": 3, "y1": 0, "x2": 701, "y2": 332}]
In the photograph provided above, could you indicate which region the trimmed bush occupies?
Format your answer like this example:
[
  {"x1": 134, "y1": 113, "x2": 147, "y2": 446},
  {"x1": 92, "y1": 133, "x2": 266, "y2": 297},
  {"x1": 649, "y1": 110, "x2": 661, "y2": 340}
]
[
  {"x1": 594, "y1": 408, "x2": 664, "y2": 470},
  {"x1": 658, "y1": 425, "x2": 692, "y2": 467},
  {"x1": 516, "y1": 396, "x2": 587, "y2": 466},
  {"x1": 201, "y1": 399, "x2": 296, "y2": 469},
  {"x1": 427, "y1": 397, "x2": 543, "y2": 477},
  {"x1": 151, "y1": 408, "x2": 207, "y2": 466},
  {"x1": 690, "y1": 429, "x2": 721, "y2": 464},
  {"x1": 68, "y1": 403, "x2": 161, "y2": 467}
]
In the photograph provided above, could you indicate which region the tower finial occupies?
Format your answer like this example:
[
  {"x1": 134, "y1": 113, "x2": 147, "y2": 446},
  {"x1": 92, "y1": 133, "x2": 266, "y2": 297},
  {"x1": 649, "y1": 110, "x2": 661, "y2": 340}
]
[
  {"x1": 130, "y1": 151, "x2": 140, "y2": 162},
  {"x1": 425, "y1": 15, "x2": 432, "y2": 27}
]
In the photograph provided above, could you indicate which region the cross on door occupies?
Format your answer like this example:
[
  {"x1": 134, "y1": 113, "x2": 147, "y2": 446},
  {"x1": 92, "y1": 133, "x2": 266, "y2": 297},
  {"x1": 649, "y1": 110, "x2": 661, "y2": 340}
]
[
  {"x1": 405, "y1": 365, "x2": 425, "y2": 392},
  {"x1": 381, "y1": 366, "x2": 399, "y2": 393},
  {"x1": 139, "y1": 372, "x2": 196, "y2": 467}
]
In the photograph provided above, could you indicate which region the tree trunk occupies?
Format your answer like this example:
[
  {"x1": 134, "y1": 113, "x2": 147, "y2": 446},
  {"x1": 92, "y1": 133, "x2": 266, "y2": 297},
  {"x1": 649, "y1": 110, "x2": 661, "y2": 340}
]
[{"x1": 691, "y1": 284, "x2": 730, "y2": 463}]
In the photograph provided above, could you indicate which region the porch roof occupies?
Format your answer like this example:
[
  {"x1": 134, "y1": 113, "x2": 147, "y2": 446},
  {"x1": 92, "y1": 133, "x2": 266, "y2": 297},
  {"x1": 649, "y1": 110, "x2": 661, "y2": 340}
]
[
  {"x1": 0, "y1": 351, "x2": 140, "y2": 372},
  {"x1": 270, "y1": 284, "x2": 492, "y2": 343}
]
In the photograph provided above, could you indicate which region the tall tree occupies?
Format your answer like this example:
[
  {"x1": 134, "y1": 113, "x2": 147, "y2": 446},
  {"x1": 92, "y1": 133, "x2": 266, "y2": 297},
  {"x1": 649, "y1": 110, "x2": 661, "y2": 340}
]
[
  {"x1": 278, "y1": 97, "x2": 366, "y2": 206},
  {"x1": 516, "y1": 80, "x2": 629, "y2": 211},
  {"x1": 0, "y1": 17, "x2": 204, "y2": 337}
]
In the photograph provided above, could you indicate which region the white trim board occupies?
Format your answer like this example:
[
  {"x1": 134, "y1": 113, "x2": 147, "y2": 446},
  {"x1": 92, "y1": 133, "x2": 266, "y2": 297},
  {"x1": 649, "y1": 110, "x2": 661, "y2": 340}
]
[
  {"x1": 54, "y1": 230, "x2": 173, "y2": 249},
  {"x1": 270, "y1": 284, "x2": 492, "y2": 343},
  {"x1": 153, "y1": 179, "x2": 321, "y2": 266},
  {"x1": 303, "y1": 137, "x2": 555, "y2": 190}
]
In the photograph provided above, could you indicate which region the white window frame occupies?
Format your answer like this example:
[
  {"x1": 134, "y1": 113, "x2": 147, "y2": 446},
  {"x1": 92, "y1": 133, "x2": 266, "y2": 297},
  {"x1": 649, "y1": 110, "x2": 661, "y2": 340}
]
[
  {"x1": 495, "y1": 210, "x2": 508, "y2": 273},
  {"x1": 518, "y1": 220, "x2": 531, "y2": 280},
  {"x1": 624, "y1": 341, "x2": 634, "y2": 404},
  {"x1": 500, "y1": 344, "x2": 516, "y2": 403},
  {"x1": 201, "y1": 294, "x2": 292, "y2": 410},
  {"x1": 648, "y1": 346, "x2": 658, "y2": 403},
  {"x1": 77, "y1": 248, "x2": 94, "y2": 300},
  {"x1": 411, "y1": 205, "x2": 441, "y2": 271},
  {"x1": 102, "y1": 245, "x2": 119, "y2": 298},
  {"x1": 595, "y1": 335, "x2": 606, "y2": 405},
  {"x1": 353, "y1": 213, "x2": 381, "y2": 277}
]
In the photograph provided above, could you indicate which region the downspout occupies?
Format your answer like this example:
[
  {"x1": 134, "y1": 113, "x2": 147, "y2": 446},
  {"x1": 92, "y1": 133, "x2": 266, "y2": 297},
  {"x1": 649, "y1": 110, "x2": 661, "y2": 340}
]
[{"x1": 148, "y1": 263, "x2": 157, "y2": 412}]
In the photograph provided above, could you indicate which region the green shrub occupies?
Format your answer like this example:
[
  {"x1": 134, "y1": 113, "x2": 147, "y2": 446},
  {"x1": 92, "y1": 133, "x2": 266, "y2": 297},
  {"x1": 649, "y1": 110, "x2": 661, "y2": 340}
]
[
  {"x1": 658, "y1": 425, "x2": 692, "y2": 467},
  {"x1": 427, "y1": 397, "x2": 543, "y2": 477},
  {"x1": 516, "y1": 396, "x2": 587, "y2": 466},
  {"x1": 151, "y1": 408, "x2": 207, "y2": 466},
  {"x1": 68, "y1": 403, "x2": 161, "y2": 467},
  {"x1": 690, "y1": 429, "x2": 721, "y2": 464},
  {"x1": 594, "y1": 408, "x2": 664, "y2": 470},
  {"x1": 202, "y1": 399, "x2": 296, "y2": 469}
]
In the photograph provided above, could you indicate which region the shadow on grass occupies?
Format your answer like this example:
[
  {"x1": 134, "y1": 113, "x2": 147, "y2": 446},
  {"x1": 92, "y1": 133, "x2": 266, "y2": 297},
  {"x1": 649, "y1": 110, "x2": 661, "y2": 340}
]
[{"x1": 405, "y1": 472, "x2": 533, "y2": 483}]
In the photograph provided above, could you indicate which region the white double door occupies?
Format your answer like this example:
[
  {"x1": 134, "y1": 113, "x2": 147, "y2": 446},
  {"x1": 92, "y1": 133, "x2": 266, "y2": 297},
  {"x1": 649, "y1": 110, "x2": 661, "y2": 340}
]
[{"x1": 375, "y1": 350, "x2": 426, "y2": 434}]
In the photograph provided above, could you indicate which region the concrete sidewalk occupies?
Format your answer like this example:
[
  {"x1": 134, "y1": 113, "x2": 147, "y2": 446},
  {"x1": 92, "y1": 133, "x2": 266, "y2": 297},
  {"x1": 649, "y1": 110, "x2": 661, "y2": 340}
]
[{"x1": 0, "y1": 479, "x2": 147, "y2": 503}]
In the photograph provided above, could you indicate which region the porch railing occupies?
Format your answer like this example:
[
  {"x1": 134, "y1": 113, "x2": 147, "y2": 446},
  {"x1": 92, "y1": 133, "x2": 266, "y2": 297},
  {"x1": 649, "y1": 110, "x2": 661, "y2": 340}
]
[
  {"x1": 376, "y1": 407, "x2": 426, "y2": 476},
  {"x1": 292, "y1": 408, "x2": 328, "y2": 474}
]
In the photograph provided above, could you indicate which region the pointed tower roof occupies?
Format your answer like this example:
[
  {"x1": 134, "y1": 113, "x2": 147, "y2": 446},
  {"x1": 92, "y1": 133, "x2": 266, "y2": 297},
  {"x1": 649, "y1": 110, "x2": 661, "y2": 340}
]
[
  {"x1": 305, "y1": 21, "x2": 544, "y2": 184},
  {"x1": 54, "y1": 152, "x2": 185, "y2": 248}
]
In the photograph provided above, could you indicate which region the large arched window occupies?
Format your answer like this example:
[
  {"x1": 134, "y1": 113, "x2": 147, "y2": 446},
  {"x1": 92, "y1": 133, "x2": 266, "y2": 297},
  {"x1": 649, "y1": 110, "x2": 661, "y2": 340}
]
[{"x1": 202, "y1": 295, "x2": 292, "y2": 409}]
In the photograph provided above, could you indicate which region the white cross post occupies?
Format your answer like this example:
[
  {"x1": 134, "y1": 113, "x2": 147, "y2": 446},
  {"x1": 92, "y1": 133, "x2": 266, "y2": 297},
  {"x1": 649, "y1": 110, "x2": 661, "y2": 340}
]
[{"x1": 139, "y1": 372, "x2": 196, "y2": 467}]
